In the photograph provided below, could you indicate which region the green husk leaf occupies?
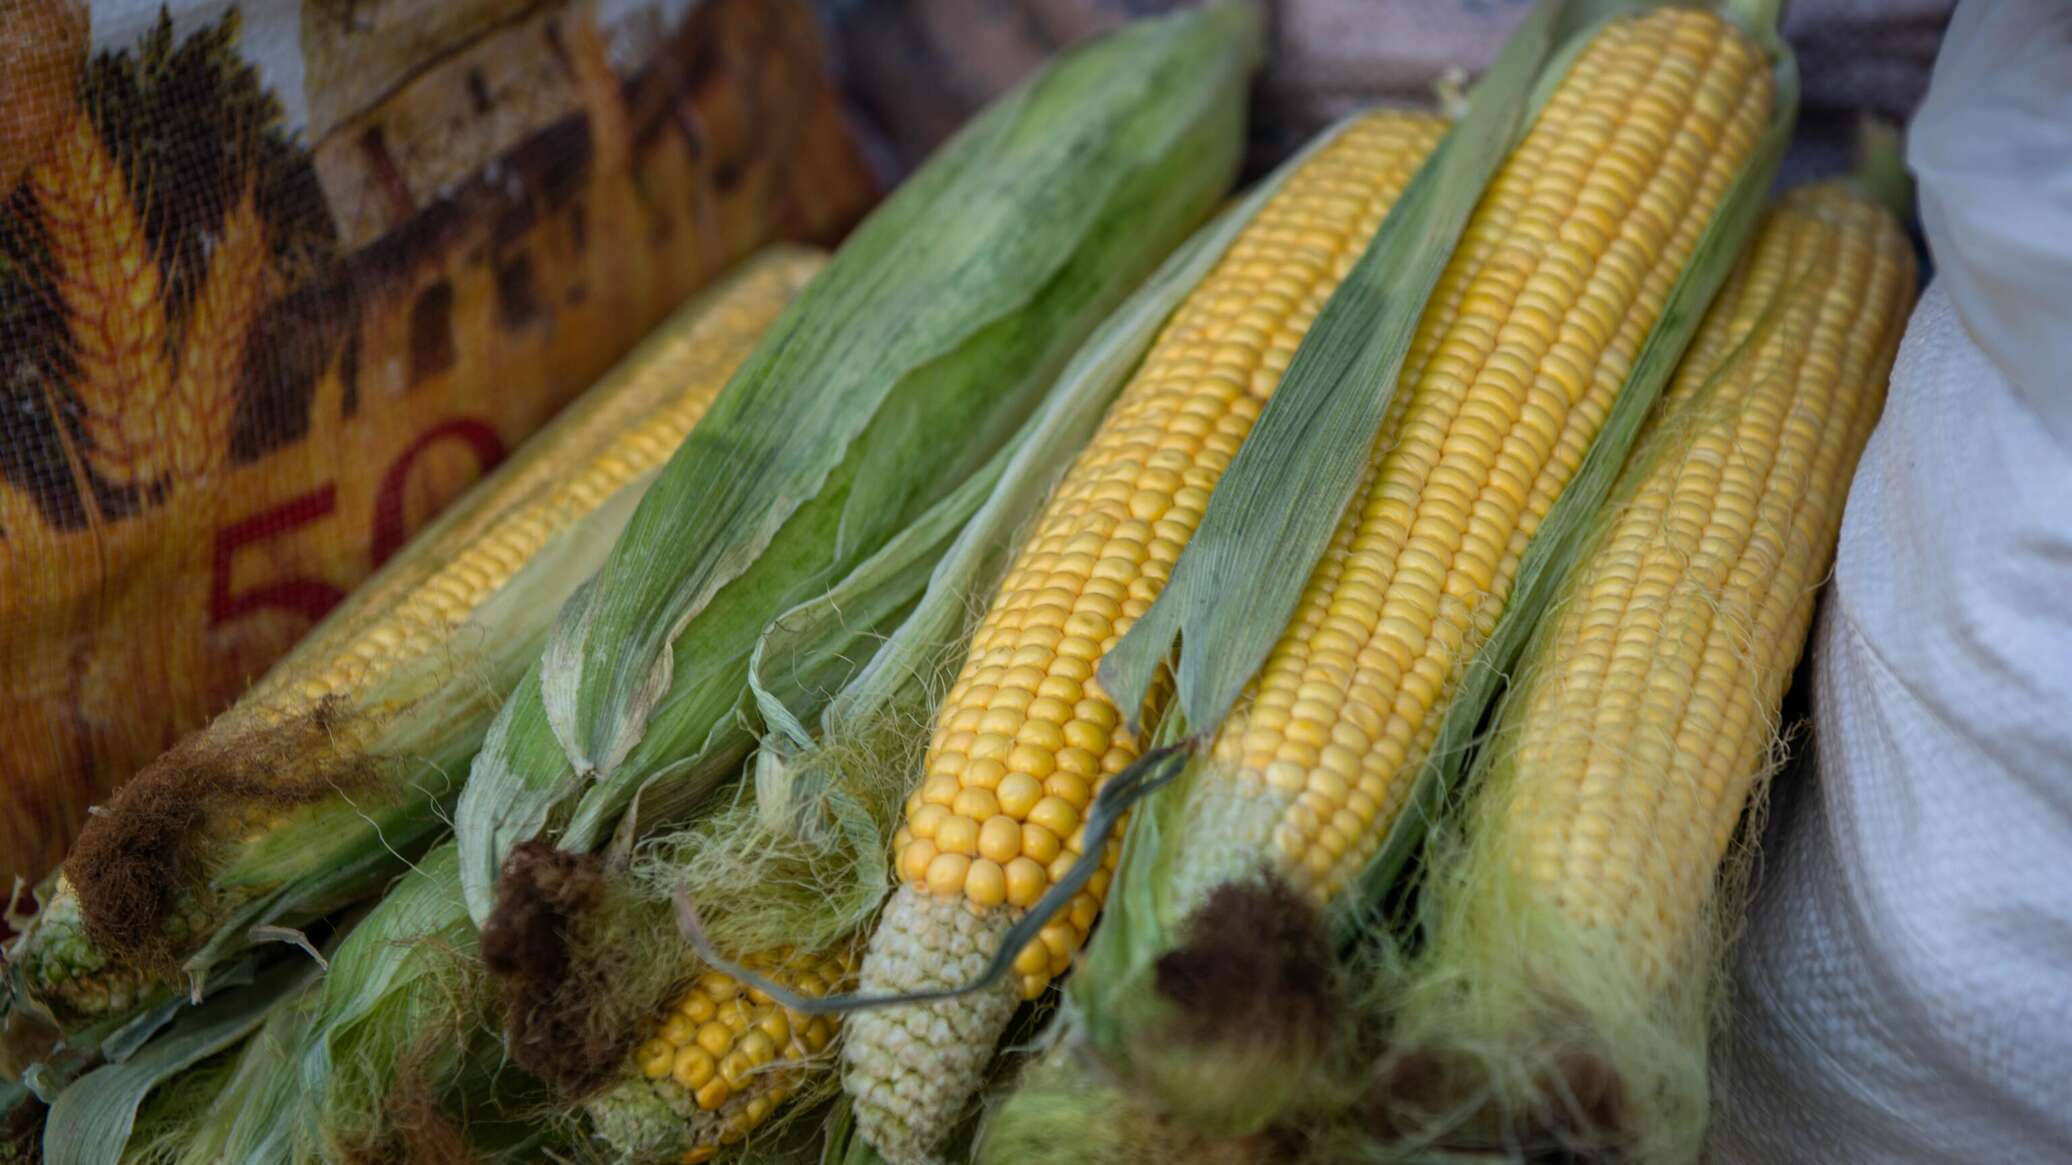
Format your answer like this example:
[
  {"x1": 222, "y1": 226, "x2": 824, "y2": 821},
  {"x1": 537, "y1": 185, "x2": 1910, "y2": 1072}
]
[
  {"x1": 1097, "y1": 0, "x2": 1568, "y2": 736},
  {"x1": 170, "y1": 1007, "x2": 300, "y2": 1165},
  {"x1": 114, "y1": 978, "x2": 316, "y2": 1165},
  {"x1": 457, "y1": 0, "x2": 1256, "y2": 924},
  {"x1": 111, "y1": 1058, "x2": 232, "y2": 1165},
  {"x1": 42, "y1": 958, "x2": 318, "y2": 1165},
  {"x1": 292, "y1": 844, "x2": 507, "y2": 1165},
  {"x1": 538, "y1": 0, "x2": 1255, "y2": 774}
]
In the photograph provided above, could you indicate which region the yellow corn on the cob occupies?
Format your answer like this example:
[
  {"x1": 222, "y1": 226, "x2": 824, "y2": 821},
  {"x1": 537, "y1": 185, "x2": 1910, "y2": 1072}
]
[
  {"x1": 1497, "y1": 182, "x2": 1910, "y2": 983},
  {"x1": 588, "y1": 949, "x2": 856, "y2": 1164},
  {"x1": 841, "y1": 110, "x2": 1449, "y2": 1165},
  {"x1": 1173, "y1": 6, "x2": 1773, "y2": 916},
  {"x1": 1380, "y1": 179, "x2": 1914, "y2": 1162},
  {"x1": 10, "y1": 251, "x2": 822, "y2": 1027}
]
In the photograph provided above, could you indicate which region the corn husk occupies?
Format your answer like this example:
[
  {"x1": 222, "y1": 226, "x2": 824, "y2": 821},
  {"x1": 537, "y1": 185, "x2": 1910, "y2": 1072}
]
[
  {"x1": 287, "y1": 843, "x2": 564, "y2": 1165},
  {"x1": 1, "y1": 249, "x2": 824, "y2": 1064},
  {"x1": 453, "y1": 2, "x2": 1259, "y2": 925},
  {"x1": 119, "y1": 975, "x2": 311, "y2": 1165},
  {"x1": 979, "y1": 1, "x2": 1800, "y2": 1158}
]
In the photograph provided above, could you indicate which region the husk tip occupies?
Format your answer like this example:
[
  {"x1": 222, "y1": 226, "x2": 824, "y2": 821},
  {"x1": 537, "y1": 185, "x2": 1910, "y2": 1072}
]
[
  {"x1": 978, "y1": 1050, "x2": 1271, "y2": 1165},
  {"x1": 1849, "y1": 115, "x2": 1913, "y2": 222}
]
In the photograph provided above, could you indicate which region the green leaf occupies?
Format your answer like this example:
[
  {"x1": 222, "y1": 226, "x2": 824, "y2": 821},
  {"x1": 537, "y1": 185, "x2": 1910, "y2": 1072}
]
[
  {"x1": 42, "y1": 958, "x2": 318, "y2": 1165},
  {"x1": 291, "y1": 844, "x2": 495, "y2": 1164},
  {"x1": 152, "y1": 982, "x2": 314, "y2": 1165},
  {"x1": 747, "y1": 451, "x2": 1010, "y2": 761}
]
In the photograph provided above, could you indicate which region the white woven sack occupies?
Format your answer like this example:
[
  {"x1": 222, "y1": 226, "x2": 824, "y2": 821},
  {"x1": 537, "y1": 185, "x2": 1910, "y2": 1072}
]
[{"x1": 1710, "y1": 3, "x2": 2072, "y2": 1161}]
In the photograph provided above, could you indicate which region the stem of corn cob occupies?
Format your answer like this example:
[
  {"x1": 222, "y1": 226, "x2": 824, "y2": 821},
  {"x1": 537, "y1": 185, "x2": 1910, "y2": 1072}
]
[
  {"x1": 1372, "y1": 176, "x2": 1916, "y2": 1165},
  {"x1": 982, "y1": 4, "x2": 1797, "y2": 1158},
  {"x1": 841, "y1": 109, "x2": 1451, "y2": 1165}
]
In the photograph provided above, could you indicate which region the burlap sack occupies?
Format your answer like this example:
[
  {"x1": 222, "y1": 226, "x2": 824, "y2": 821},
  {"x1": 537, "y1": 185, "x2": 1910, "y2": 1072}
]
[{"x1": 0, "y1": 0, "x2": 874, "y2": 887}]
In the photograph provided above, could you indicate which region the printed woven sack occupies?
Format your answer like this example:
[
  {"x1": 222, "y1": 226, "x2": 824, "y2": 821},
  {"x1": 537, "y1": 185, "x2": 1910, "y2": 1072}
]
[{"x1": 0, "y1": 0, "x2": 874, "y2": 887}]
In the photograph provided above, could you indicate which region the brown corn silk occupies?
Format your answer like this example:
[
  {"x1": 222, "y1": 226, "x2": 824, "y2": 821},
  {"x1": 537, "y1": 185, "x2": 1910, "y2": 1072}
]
[{"x1": 1380, "y1": 179, "x2": 1915, "y2": 1163}]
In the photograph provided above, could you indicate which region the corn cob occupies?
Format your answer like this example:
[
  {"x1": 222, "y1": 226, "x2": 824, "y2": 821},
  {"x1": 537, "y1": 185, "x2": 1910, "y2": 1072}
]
[
  {"x1": 1171, "y1": 4, "x2": 1773, "y2": 915},
  {"x1": 587, "y1": 949, "x2": 856, "y2": 1163},
  {"x1": 1379, "y1": 179, "x2": 1914, "y2": 1162},
  {"x1": 4, "y1": 250, "x2": 822, "y2": 1035},
  {"x1": 841, "y1": 110, "x2": 1449, "y2": 1165}
]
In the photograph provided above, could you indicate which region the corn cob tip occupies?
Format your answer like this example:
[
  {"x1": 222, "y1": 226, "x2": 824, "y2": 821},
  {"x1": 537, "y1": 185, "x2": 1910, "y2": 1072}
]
[
  {"x1": 842, "y1": 886, "x2": 1021, "y2": 1165},
  {"x1": 4, "y1": 874, "x2": 178, "y2": 1029}
]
